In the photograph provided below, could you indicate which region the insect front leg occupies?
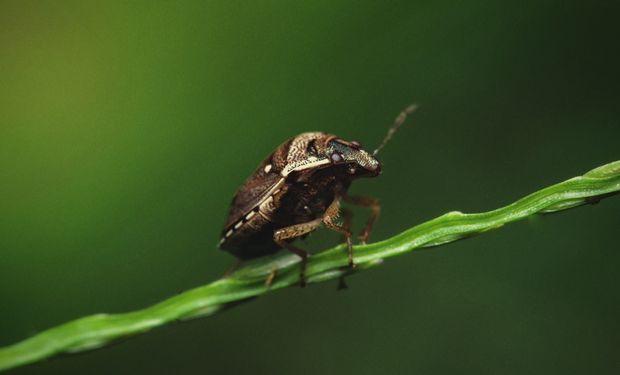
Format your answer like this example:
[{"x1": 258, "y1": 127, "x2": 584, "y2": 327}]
[
  {"x1": 343, "y1": 194, "x2": 380, "y2": 244},
  {"x1": 273, "y1": 218, "x2": 322, "y2": 287},
  {"x1": 335, "y1": 207, "x2": 353, "y2": 290},
  {"x1": 339, "y1": 207, "x2": 353, "y2": 242},
  {"x1": 322, "y1": 199, "x2": 354, "y2": 267}
]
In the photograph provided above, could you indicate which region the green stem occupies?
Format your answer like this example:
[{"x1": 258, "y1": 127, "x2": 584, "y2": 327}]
[{"x1": 1, "y1": 160, "x2": 619, "y2": 372}]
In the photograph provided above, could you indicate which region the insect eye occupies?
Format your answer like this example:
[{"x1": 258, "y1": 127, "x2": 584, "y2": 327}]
[
  {"x1": 330, "y1": 152, "x2": 343, "y2": 163},
  {"x1": 306, "y1": 140, "x2": 318, "y2": 156}
]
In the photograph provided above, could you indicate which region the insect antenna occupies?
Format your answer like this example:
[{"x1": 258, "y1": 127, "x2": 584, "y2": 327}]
[{"x1": 373, "y1": 103, "x2": 418, "y2": 155}]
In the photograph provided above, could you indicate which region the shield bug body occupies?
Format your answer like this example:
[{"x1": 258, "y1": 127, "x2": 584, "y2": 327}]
[{"x1": 219, "y1": 104, "x2": 417, "y2": 286}]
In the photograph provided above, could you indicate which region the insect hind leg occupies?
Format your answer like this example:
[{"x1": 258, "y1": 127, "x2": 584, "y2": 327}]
[
  {"x1": 273, "y1": 218, "x2": 322, "y2": 287},
  {"x1": 222, "y1": 259, "x2": 243, "y2": 278}
]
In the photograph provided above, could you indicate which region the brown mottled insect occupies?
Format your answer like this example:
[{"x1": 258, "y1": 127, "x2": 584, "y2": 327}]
[{"x1": 219, "y1": 104, "x2": 417, "y2": 286}]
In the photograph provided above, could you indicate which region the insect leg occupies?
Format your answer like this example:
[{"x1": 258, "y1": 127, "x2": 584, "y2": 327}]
[
  {"x1": 273, "y1": 218, "x2": 322, "y2": 287},
  {"x1": 264, "y1": 264, "x2": 277, "y2": 288},
  {"x1": 322, "y1": 199, "x2": 354, "y2": 267},
  {"x1": 222, "y1": 259, "x2": 242, "y2": 278},
  {"x1": 339, "y1": 207, "x2": 353, "y2": 242},
  {"x1": 343, "y1": 194, "x2": 380, "y2": 244},
  {"x1": 336, "y1": 207, "x2": 353, "y2": 290}
]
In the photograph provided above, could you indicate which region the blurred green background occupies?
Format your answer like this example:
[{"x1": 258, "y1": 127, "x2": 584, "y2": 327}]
[{"x1": 1, "y1": 1, "x2": 619, "y2": 374}]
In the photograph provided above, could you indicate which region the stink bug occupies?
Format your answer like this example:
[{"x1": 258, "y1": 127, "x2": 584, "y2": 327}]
[{"x1": 219, "y1": 104, "x2": 417, "y2": 286}]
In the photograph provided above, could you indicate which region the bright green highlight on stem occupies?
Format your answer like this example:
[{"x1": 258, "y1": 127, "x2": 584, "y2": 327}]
[{"x1": 1, "y1": 160, "x2": 619, "y2": 372}]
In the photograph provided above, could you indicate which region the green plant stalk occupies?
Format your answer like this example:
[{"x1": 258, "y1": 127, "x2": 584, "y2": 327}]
[{"x1": 1, "y1": 161, "x2": 619, "y2": 372}]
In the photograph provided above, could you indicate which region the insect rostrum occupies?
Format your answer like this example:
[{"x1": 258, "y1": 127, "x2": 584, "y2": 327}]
[{"x1": 219, "y1": 105, "x2": 417, "y2": 286}]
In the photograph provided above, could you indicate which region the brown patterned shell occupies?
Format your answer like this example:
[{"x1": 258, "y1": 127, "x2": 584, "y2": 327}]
[
  {"x1": 221, "y1": 132, "x2": 333, "y2": 232},
  {"x1": 222, "y1": 151, "x2": 282, "y2": 230}
]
